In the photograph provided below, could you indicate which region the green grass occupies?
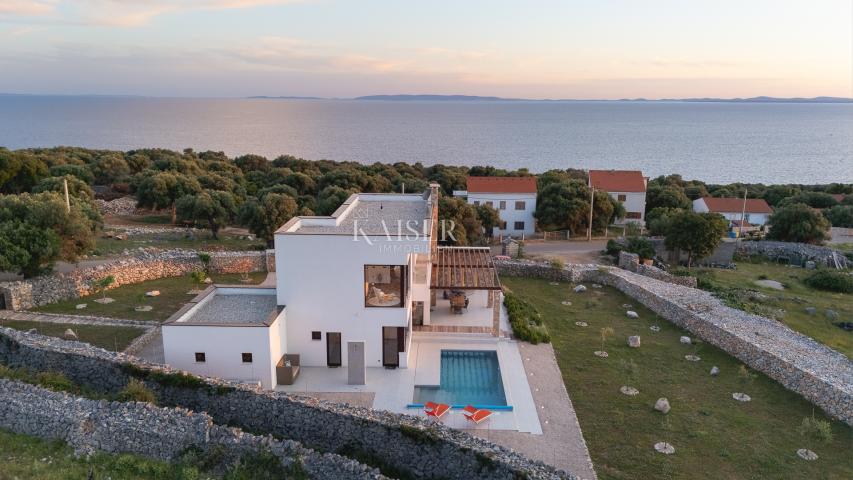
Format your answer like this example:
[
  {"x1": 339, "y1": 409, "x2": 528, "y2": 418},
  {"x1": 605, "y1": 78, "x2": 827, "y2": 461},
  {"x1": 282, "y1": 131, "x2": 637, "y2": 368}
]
[
  {"x1": 0, "y1": 320, "x2": 145, "y2": 351},
  {"x1": 502, "y1": 276, "x2": 853, "y2": 480},
  {"x1": 94, "y1": 232, "x2": 266, "y2": 257},
  {"x1": 34, "y1": 272, "x2": 267, "y2": 322},
  {"x1": 689, "y1": 260, "x2": 852, "y2": 357},
  {"x1": 0, "y1": 428, "x2": 210, "y2": 480}
]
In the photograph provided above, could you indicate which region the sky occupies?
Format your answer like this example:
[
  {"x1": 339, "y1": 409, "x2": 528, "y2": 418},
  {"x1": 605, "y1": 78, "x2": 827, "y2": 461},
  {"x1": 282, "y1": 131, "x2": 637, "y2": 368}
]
[{"x1": 0, "y1": 0, "x2": 851, "y2": 99}]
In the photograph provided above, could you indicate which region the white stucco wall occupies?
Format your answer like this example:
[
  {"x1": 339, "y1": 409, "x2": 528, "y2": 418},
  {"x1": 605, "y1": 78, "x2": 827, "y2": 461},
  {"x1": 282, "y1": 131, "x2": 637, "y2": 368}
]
[
  {"x1": 274, "y1": 233, "x2": 430, "y2": 368},
  {"x1": 692, "y1": 199, "x2": 768, "y2": 225},
  {"x1": 607, "y1": 191, "x2": 646, "y2": 224},
  {"x1": 465, "y1": 192, "x2": 536, "y2": 237},
  {"x1": 162, "y1": 319, "x2": 282, "y2": 389}
]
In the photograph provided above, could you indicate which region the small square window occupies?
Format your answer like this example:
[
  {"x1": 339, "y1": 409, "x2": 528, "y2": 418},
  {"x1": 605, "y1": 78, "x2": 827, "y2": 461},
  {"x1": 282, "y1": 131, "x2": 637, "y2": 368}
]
[
  {"x1": 485, "y1": 201, "x2": 493, "y2": 208},
  {"x1": 514, "y1": 221, "x2": 525, "y2": 230},
  {"x1": 311, "y1": 331, "x2": 322, "y2": 340},
  {"x1": 617, "y1": 194, "x2": 627, "y2": 202},
  {"x1": 194, "y1": 352, "x2": 206, "y2": 363},
  {"x1": 473, "y1": 200, "x2": 480, "y2": 206},
  {"x1": 515, "y1": 201, "x2": 526, "y2": 210},
  {"x1": 242, "y1": 353, "x2": 253, "y2": 363},
  {"x1": 499, "y1": 200, "x2": 506, "y2": 210}
]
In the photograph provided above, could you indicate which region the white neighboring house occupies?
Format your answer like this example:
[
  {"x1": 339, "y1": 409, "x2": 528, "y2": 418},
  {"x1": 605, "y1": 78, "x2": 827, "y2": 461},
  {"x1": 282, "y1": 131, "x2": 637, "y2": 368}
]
[
  {"x1": 455, "y1": 176, "x2": 537, "y2": 237},
  {"x1": 162, "y1": 287, "x2": 286, "y2": 389},
  {"x1": 588, "y1": 170, "x2": 647, "y2": 225},
  {"x1": 693, "y1": 197, "x2": 773, "y2": 227}
]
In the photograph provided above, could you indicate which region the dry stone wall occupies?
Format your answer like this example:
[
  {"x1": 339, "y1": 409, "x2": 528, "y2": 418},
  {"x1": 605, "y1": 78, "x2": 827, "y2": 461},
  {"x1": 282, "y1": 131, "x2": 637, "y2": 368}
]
[
  {"x1": 738, "y1": 240, "x2": 851, "y2": 269},
  {"x1": 0, "y1": 249, "x2": 272, "y2": 310},
  {"x1": 617, "y1": 251, "x2": 698, "y2": 288},
  {"x1": 496, "y1": 259, "x2": 853, "y2": 425},
  {"x1": 0, "y1": 328, "x2": 573, "y2": 480},
  {"x1": 0, "y1": 379, "x2": 385, "y2": 479}
]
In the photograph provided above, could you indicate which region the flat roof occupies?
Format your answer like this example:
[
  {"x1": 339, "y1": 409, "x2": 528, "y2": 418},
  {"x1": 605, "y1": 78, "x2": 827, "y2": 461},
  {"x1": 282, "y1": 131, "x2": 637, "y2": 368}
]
[
  {"x1": 277, "y1": 190, "x2": 435, "y2": 235},
  {"x1": 168, "y1": 288, "x2": 279, "y2": 327}
]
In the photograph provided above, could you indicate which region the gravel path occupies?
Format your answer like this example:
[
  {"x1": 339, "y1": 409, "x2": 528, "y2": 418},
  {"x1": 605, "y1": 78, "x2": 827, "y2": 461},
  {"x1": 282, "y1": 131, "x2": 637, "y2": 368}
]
[{"x1": 468, "y1": 342, "x2": 597, "y2": 479}]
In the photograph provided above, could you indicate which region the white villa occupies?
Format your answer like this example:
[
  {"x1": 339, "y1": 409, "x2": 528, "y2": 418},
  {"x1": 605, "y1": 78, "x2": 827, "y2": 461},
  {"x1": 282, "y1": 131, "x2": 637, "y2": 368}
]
[
  {"x1": 693, "y1": 197, "x2": 773, "y2": 228},
  {"x1": 588, "y1": 170, "x2": 648, "y2": 225},
  {"x1": 162, "y1": 184, "x2": 540, "y2": 433},
  {"x1": 455, "y1": 176, "x2": 537, "y2": 238}
]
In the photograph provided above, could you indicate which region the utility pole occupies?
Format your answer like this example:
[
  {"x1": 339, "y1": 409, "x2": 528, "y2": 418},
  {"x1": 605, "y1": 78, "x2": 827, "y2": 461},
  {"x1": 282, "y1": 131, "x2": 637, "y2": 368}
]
[
  {"x1": 587, "y1": 186, "x2": 595, "y2": 242},
  {"x1": 738, "y1": 187, "x2": 748, "y2": 243},
  {"x1": 63, "y1": 178, "x2": 71, "y2": 213}
]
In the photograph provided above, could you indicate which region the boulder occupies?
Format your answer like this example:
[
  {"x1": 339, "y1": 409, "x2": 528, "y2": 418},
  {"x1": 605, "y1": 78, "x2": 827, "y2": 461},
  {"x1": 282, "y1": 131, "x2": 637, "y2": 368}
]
[
  {"x1": 710, "y1": 366, "x2": 720, "y2": 376},
  {"x1": 825, "y1": 310, "x2": 839, "y2": 320},
  {"x1": 627, "y1": 336, "x2": 641, "y2": 348},
  {"x1": 685, "y1": 354, "x2": 701, "y2": 362},
  {"x1": 679, "y1": 336, "x2": 692, "y2": 344},
  {"x1": 75, "y1": 304, "x2": 87, "y2": 310},
  {"x1": 574, "y1": 285, "x2": 587, "y2": 293},
  {"x1": 732, "y1": 392, "x2": 751, "y2": 402},
  {"x1": 626, "y1": 311, "x2": 639, "y2": 319},
  {"x1": 649, "y1": 325, "x2": 661, "y2": 332},
  {"x1": 63, "y1": 329, "x2": 78, "y2": 341},
  {"x1": 805, "y1": 261, "x2": 816, "y2": 270},
  {"x1": 654, "y1": 398, "x2": 671, "y2": 414},
  {"x1": 804, "y1": 307, "x2": 817, "y2": 315},
  {"x1": 145, "y1": 290, "x2": 161, "y2": 297}
]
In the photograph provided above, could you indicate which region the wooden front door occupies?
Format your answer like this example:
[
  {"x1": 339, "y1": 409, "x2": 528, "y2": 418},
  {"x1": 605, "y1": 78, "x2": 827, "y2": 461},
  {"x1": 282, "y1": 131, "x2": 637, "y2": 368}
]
[{"x1": 326, "y1": 332, "x2": 342, "y2": 367}]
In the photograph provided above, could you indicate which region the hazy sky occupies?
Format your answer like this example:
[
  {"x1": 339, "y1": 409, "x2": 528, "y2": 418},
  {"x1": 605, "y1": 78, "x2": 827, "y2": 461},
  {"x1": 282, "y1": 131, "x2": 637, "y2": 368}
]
[{"x1": 1, "y1": 0, "x2": 851, "y2": 98}]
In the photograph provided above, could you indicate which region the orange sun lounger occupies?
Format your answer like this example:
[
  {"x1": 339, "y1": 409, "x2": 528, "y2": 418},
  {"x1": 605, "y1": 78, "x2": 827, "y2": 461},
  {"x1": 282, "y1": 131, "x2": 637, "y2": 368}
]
[
  {"x1": 424, "y1": 401, "x2": 451, "y2": 419},
  {"x1": 462, "y1": 405, "x2": 493, "y2": 424}
]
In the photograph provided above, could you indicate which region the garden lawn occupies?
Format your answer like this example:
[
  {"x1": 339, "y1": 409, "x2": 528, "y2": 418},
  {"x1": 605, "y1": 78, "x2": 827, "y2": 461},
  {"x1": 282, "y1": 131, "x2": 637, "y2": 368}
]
[
  {"x1": 691, "y1": 260, "x2": 852, "y2": 357},
  {"x1": 34, "y1": 272, "x2": 267, "y2": 322},
  {"x1": 94, "y1": 232, "x2": 265, "y2": 257},
  {"x1": 502, "y1": 276, "x2": 853, "y2": 480},
  {"x1": 0, "y1": 320, "x2": 144, "y2": 351}
]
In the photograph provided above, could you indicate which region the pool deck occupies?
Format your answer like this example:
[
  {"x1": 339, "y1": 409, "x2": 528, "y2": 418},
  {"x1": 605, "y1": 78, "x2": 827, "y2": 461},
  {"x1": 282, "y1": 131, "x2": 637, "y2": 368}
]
[{"x1": 277, "y1": 333, "x2": 541, "y2": 433}]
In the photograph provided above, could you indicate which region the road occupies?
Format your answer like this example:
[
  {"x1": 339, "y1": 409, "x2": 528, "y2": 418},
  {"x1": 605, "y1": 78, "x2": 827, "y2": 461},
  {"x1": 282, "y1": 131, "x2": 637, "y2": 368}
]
[{"x1": 514, "y1": 239, "x2": 609, "y2": 264}]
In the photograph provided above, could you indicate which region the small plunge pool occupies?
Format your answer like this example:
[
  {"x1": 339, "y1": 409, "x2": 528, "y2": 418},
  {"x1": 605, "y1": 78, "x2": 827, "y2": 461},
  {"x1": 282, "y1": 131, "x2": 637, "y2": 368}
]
[{"x1": 412, "y1": 350, "x2": 508, "y2": 408}]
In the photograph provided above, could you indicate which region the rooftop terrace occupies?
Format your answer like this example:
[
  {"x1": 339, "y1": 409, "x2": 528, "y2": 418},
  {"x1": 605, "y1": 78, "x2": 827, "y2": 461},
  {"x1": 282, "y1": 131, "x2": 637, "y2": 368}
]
[{"x1": 277, "y1": 190, "x2": 436, "y2": 236}]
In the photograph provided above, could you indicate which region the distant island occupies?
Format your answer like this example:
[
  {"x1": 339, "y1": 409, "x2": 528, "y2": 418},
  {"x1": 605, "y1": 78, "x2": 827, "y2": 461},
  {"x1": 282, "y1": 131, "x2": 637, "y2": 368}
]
[{"x1": 249, "y1": 94, "x2": 853, "y2": 104}]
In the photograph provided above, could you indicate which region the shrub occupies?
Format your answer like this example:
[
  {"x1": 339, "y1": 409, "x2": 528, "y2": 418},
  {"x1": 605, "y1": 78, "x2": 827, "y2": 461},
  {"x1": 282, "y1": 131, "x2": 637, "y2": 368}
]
[
  {"x1": 503, "y1": 291, "x2": 550, "y2": 344},
  {"x1": 549, "y1": 257, "x2": 565, "y2": 271},
  {"x1": 803, "y1": 270, "x2": 853, "y2": 293},
  {"x1": 605, "y1": 239, "x2": 623, "y2": 257},
  {"x1": 798, "y1": 416, "x2": 834, "y2": 443},
  {"x1": 625, "y1": 236, "x2": 656, "y2": 260},
  {"x1": 117, "y1": 378, "x2": 156, "y2": 403}
]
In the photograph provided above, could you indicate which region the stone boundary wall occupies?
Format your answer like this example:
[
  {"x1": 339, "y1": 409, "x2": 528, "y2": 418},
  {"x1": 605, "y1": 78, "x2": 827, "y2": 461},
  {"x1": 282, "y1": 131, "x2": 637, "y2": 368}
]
[
  {"x1": 617, "y1": 251, "x2": 698, "y2": 288},
  {"x1": 0, "y1": 249, "x2": 274, "y2": 311},
  {"x1": 496, "y1": 260, "x2": 853, "y2": 425},
  {"x1": 0, "y1": 328, "x2": 573, "y2": 480},
  {"x1": 0, "y1": 379, "x2": 384, "y2": 479},
  {"x1": 737, "y1": 240, "x2": 851, "y2": 269}
]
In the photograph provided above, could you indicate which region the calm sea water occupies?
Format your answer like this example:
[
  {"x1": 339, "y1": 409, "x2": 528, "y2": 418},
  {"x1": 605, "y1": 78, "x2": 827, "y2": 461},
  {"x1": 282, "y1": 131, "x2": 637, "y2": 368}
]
[{"x1": 0, "y1": 96, "x2": 851, "y2": 184}]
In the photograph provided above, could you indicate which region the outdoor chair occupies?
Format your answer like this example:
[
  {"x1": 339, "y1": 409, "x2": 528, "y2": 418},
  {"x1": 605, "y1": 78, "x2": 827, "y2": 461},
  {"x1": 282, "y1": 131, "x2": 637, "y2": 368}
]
[
  {"x1": 424, "y1": 401, "x2": 451, "y2": 419},
  {"x1": 462, "y1": 405, "x2": 493, "y2": 424}
]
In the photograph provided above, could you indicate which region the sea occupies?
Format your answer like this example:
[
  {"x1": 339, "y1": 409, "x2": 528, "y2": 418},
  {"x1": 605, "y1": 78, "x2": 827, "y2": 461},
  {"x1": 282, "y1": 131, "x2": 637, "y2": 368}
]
[{"x1": 1, "y1": 96, "x2": 851, "y2": 184}]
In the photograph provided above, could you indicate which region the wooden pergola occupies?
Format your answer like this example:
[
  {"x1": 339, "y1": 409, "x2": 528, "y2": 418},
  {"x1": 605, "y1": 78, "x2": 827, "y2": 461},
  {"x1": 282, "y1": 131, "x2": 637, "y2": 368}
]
[{"x1": 430, "y1": 246, "x2": 501, "y2": 291}]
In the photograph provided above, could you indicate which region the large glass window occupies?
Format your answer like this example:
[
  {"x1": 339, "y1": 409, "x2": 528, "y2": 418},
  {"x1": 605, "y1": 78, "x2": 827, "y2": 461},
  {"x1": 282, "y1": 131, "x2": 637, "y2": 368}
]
[{"x1": 365, "y1": 265, "x2": 407, "y2": 307}]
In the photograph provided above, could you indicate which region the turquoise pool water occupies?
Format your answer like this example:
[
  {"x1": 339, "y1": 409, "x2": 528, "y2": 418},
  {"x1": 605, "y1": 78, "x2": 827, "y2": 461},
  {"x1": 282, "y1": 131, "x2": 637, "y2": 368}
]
[{"x1": 413, "y1": 350, "x2": 507, "y2": 407}]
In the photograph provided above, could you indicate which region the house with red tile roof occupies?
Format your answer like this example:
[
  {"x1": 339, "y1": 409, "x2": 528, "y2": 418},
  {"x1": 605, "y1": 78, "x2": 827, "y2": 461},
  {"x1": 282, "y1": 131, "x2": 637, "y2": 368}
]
[
  {"x1": 588, "y1": 170, "x2": 648, "y2": 225},
  {"x1": 693, "y1": 197, "x2": 773, "y2": 226},
  {"x1": 459, "y1": 176, "x2": 538, "y2": 237}
]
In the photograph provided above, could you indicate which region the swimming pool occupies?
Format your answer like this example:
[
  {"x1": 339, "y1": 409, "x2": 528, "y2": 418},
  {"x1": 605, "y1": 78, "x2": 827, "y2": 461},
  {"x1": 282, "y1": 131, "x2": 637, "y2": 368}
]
[{"x1": 413, "y1": 350, "x2": 507, "y2": 408}]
